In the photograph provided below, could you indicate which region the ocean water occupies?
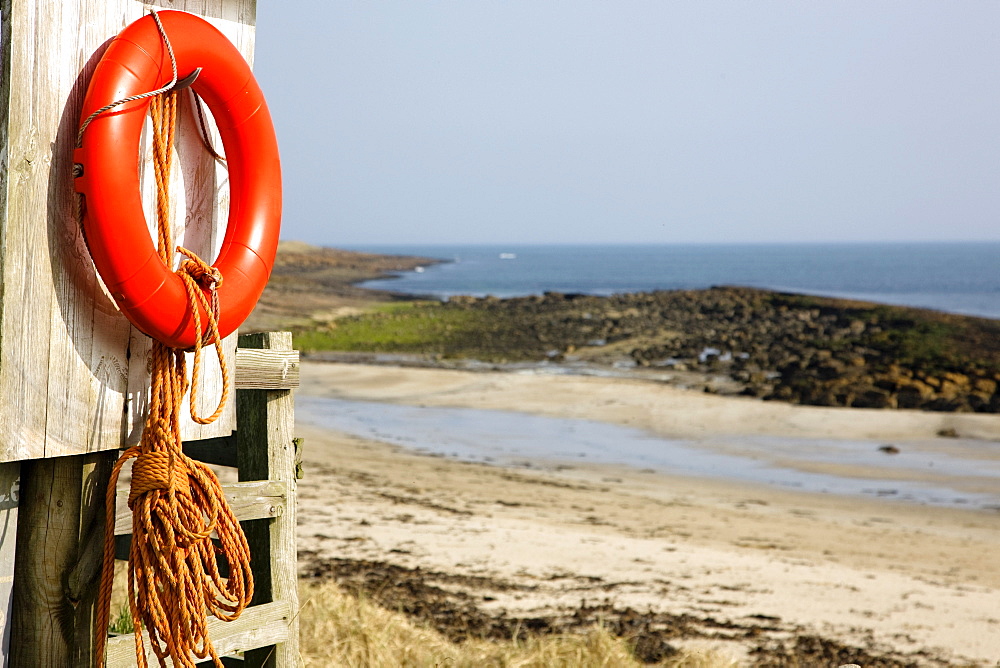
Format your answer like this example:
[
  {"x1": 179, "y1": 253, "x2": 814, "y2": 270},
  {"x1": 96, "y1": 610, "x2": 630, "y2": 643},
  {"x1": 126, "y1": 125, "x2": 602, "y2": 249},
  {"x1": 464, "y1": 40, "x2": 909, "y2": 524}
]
[{"x1": 350, "y1": 242, "x2": 1000, "y2": 319}]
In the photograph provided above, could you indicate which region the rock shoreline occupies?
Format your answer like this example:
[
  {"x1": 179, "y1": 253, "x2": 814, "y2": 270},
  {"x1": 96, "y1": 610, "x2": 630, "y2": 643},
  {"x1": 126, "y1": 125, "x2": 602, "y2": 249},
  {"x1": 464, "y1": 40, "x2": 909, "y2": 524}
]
[
  {"x1": 306, "y1": 286, "x2": 1000, "y2": 414},
  {"x1": 457, "y1": 287, "x2": 1000, "y2": 412},
  {"x1": 492, "y1": 288, "x2": 1000, "y2": 413}
]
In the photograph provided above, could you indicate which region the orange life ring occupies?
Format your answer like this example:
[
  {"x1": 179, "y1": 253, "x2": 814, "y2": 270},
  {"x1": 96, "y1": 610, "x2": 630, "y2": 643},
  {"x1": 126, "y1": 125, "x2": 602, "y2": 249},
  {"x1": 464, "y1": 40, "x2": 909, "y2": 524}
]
[{"x1": 74, "y1": 10, "x2": 281, "y2": 349}]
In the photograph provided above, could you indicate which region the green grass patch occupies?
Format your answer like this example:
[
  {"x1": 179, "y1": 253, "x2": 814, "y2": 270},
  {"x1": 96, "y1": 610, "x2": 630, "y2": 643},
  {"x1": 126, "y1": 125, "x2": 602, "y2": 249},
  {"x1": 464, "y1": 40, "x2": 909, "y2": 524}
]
[
  {"x1": 109, "y1": 605, "x2": 134, "y2": 635},
  {"x1": 294, "y1": 304, "x2": 491, "y2": 356}
]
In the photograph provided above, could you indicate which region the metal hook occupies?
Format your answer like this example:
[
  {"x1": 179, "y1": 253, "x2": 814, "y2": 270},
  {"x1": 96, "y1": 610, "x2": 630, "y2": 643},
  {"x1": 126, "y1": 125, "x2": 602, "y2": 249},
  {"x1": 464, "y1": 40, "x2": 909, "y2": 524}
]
[{"x1": 172, "y1": 68, "x2": 202, "y2": 91}]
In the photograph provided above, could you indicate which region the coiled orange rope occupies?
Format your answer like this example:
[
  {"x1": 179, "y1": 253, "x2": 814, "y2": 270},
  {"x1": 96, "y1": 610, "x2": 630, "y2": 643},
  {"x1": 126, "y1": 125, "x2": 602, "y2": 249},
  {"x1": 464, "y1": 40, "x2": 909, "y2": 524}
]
[{"x1": 94, "y1": 92, "x2": 253, "y2": 668}]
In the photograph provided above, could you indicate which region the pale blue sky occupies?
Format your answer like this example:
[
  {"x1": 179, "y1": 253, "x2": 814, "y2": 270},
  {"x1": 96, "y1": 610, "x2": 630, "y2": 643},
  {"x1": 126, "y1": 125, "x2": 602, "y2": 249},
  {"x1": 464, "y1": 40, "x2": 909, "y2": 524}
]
[{"x1": 254, "y1": 2, "x2": 1000, "y2": 246}]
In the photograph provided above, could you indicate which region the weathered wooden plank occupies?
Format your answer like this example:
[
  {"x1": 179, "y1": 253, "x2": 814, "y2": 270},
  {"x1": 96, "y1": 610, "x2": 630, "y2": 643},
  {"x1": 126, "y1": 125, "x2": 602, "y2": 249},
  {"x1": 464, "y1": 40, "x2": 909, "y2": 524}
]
[
  {"x1": 0, "y1": 0, "x2": 258, "y2": 463},
  {"x1": 0, "y1": 0, "x2": 130, "y2": 463},
  {"x1": 237, "y1": 332, "x2": 299, "y2": 668},
  {"x1": 113, "y1": 480, "x2": 287, "y2": 535},
  {"x1": 236, "y1": 348, "x2": 301, "y2": 390},
  {"x1": 104, "y1": 601, "x2": 291, "y2": 668}
]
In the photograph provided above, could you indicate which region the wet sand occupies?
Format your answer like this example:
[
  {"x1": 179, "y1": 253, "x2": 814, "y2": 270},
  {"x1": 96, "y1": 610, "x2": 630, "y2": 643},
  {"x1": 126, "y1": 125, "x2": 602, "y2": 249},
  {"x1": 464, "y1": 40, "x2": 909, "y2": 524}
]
[{"x1": 296, "y1": 361, "x2": 1000, "y2": 665}]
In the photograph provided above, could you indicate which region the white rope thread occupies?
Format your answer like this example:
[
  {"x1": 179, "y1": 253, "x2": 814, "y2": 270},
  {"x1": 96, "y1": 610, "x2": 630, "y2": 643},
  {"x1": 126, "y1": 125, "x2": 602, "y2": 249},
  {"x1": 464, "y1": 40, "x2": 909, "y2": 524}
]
[{"x1": 75, "y1": 10, "x2": 177, "y2": 148}]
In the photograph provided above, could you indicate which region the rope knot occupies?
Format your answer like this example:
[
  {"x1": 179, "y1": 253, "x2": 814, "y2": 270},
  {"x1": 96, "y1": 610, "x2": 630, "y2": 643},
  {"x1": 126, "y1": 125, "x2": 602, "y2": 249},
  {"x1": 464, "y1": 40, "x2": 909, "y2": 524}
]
[
  {"x1": 176, "y1": 246, "x2": 223, "y2": 290},
  {"x1": 128, "y1": 450, "x2": 191, "y2": 509},
  {"x1": 176, "y1": 246, "x2": 225, "y2": 352}
]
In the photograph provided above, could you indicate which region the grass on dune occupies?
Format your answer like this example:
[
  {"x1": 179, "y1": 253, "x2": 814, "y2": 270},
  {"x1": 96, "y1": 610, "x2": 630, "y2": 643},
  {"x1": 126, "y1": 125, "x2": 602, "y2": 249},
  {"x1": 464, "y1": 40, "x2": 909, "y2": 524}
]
[
  {"x1": 107, "y1": 577, "x2": 738, "y2": 666},
  {"x1": 106, "y1": 542, "x2": 739, "y2": 666},
  {"x1": 297, "y1": 579, "x2": 739, "y2": 668}
]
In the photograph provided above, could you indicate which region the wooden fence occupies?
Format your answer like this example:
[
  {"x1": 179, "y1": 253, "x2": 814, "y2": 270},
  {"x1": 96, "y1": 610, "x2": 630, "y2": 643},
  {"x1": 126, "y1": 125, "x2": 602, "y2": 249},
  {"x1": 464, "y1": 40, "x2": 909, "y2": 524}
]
[{"x1": 11, "y1": 332, "x2": 301, "y2": 667}]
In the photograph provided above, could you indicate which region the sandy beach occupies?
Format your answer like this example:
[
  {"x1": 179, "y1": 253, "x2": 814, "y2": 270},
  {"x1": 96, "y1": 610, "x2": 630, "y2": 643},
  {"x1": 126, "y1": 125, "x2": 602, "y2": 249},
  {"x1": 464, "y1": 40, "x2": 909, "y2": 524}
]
[{"x1": 296, "y1": 361, "x2": 1000, "y2": 665}]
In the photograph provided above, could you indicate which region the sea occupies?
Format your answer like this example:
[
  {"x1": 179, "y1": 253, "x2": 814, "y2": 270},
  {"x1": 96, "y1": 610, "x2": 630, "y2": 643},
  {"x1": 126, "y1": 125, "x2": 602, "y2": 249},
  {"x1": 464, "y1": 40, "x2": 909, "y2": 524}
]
[{"x1": 350, "y1": 242, "x2": 1000, "y2": 320}]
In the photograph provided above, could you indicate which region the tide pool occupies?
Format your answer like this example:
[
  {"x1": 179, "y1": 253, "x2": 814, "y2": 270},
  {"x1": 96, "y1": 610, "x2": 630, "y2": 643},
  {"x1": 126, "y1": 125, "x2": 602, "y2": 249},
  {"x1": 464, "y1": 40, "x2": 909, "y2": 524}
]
[{"x1": 298, "y1": 395, "x2": 1000, "y2": 510}]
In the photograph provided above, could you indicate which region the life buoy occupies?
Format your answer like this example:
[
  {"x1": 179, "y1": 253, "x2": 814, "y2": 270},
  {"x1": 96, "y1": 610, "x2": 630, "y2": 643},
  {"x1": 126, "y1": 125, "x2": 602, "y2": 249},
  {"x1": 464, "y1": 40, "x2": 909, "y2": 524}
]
[{"x1": 74, "y1": 10, "x2": 281, "y2": 349}]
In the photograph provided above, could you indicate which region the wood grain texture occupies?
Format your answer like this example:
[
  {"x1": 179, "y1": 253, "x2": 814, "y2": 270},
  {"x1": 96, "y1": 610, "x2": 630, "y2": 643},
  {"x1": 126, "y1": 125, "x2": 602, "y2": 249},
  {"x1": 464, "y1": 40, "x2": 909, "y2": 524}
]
[
  {"x1": 69, "y1": 452, "x2": 115, "y2": 668},
  {"x1": 0, "y1": 0, "x2": 259, "y2": 462},
  {"x1": 236, "y1": 348, "x2": 301, "y2": 389},
  {"x1": 9, "y1": 455, "x2": 96, "y2": 668},
  {"x1": 237, "y1": 331, "x2": 299, "y2": 668}
]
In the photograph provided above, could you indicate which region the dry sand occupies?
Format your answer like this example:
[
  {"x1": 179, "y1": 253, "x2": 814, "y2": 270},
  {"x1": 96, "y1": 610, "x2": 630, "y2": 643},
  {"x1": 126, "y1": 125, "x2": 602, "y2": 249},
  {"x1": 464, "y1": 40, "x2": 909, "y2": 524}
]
[{"x1": 296, "y1": 361, "x2": 1000, "y2": 665}]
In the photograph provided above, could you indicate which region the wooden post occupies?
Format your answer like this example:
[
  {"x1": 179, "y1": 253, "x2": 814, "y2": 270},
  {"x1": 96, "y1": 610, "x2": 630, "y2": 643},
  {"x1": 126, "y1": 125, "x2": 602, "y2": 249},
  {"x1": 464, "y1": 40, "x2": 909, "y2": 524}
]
[
  {"x1": 10, "y1": 452, "x2": 113, "y2": 668},
  {"x1": 237, "y1": 332, "x2": 299, "y2": 668}
]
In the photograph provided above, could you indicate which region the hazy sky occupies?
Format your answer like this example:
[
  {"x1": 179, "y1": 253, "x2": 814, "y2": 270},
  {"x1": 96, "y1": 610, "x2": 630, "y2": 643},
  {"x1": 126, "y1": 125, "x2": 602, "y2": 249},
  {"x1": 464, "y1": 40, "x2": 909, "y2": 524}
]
[{"x1": 253, "y1": 2, "x2": 1000, "y2": 246}]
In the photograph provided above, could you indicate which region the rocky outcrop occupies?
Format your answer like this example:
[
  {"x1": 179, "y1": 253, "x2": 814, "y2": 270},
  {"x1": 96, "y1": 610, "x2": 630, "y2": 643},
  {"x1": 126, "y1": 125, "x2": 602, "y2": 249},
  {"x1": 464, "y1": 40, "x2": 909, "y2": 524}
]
[{"x1": 428, "y1": 287, "x2": 1000, "y2": 413}]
